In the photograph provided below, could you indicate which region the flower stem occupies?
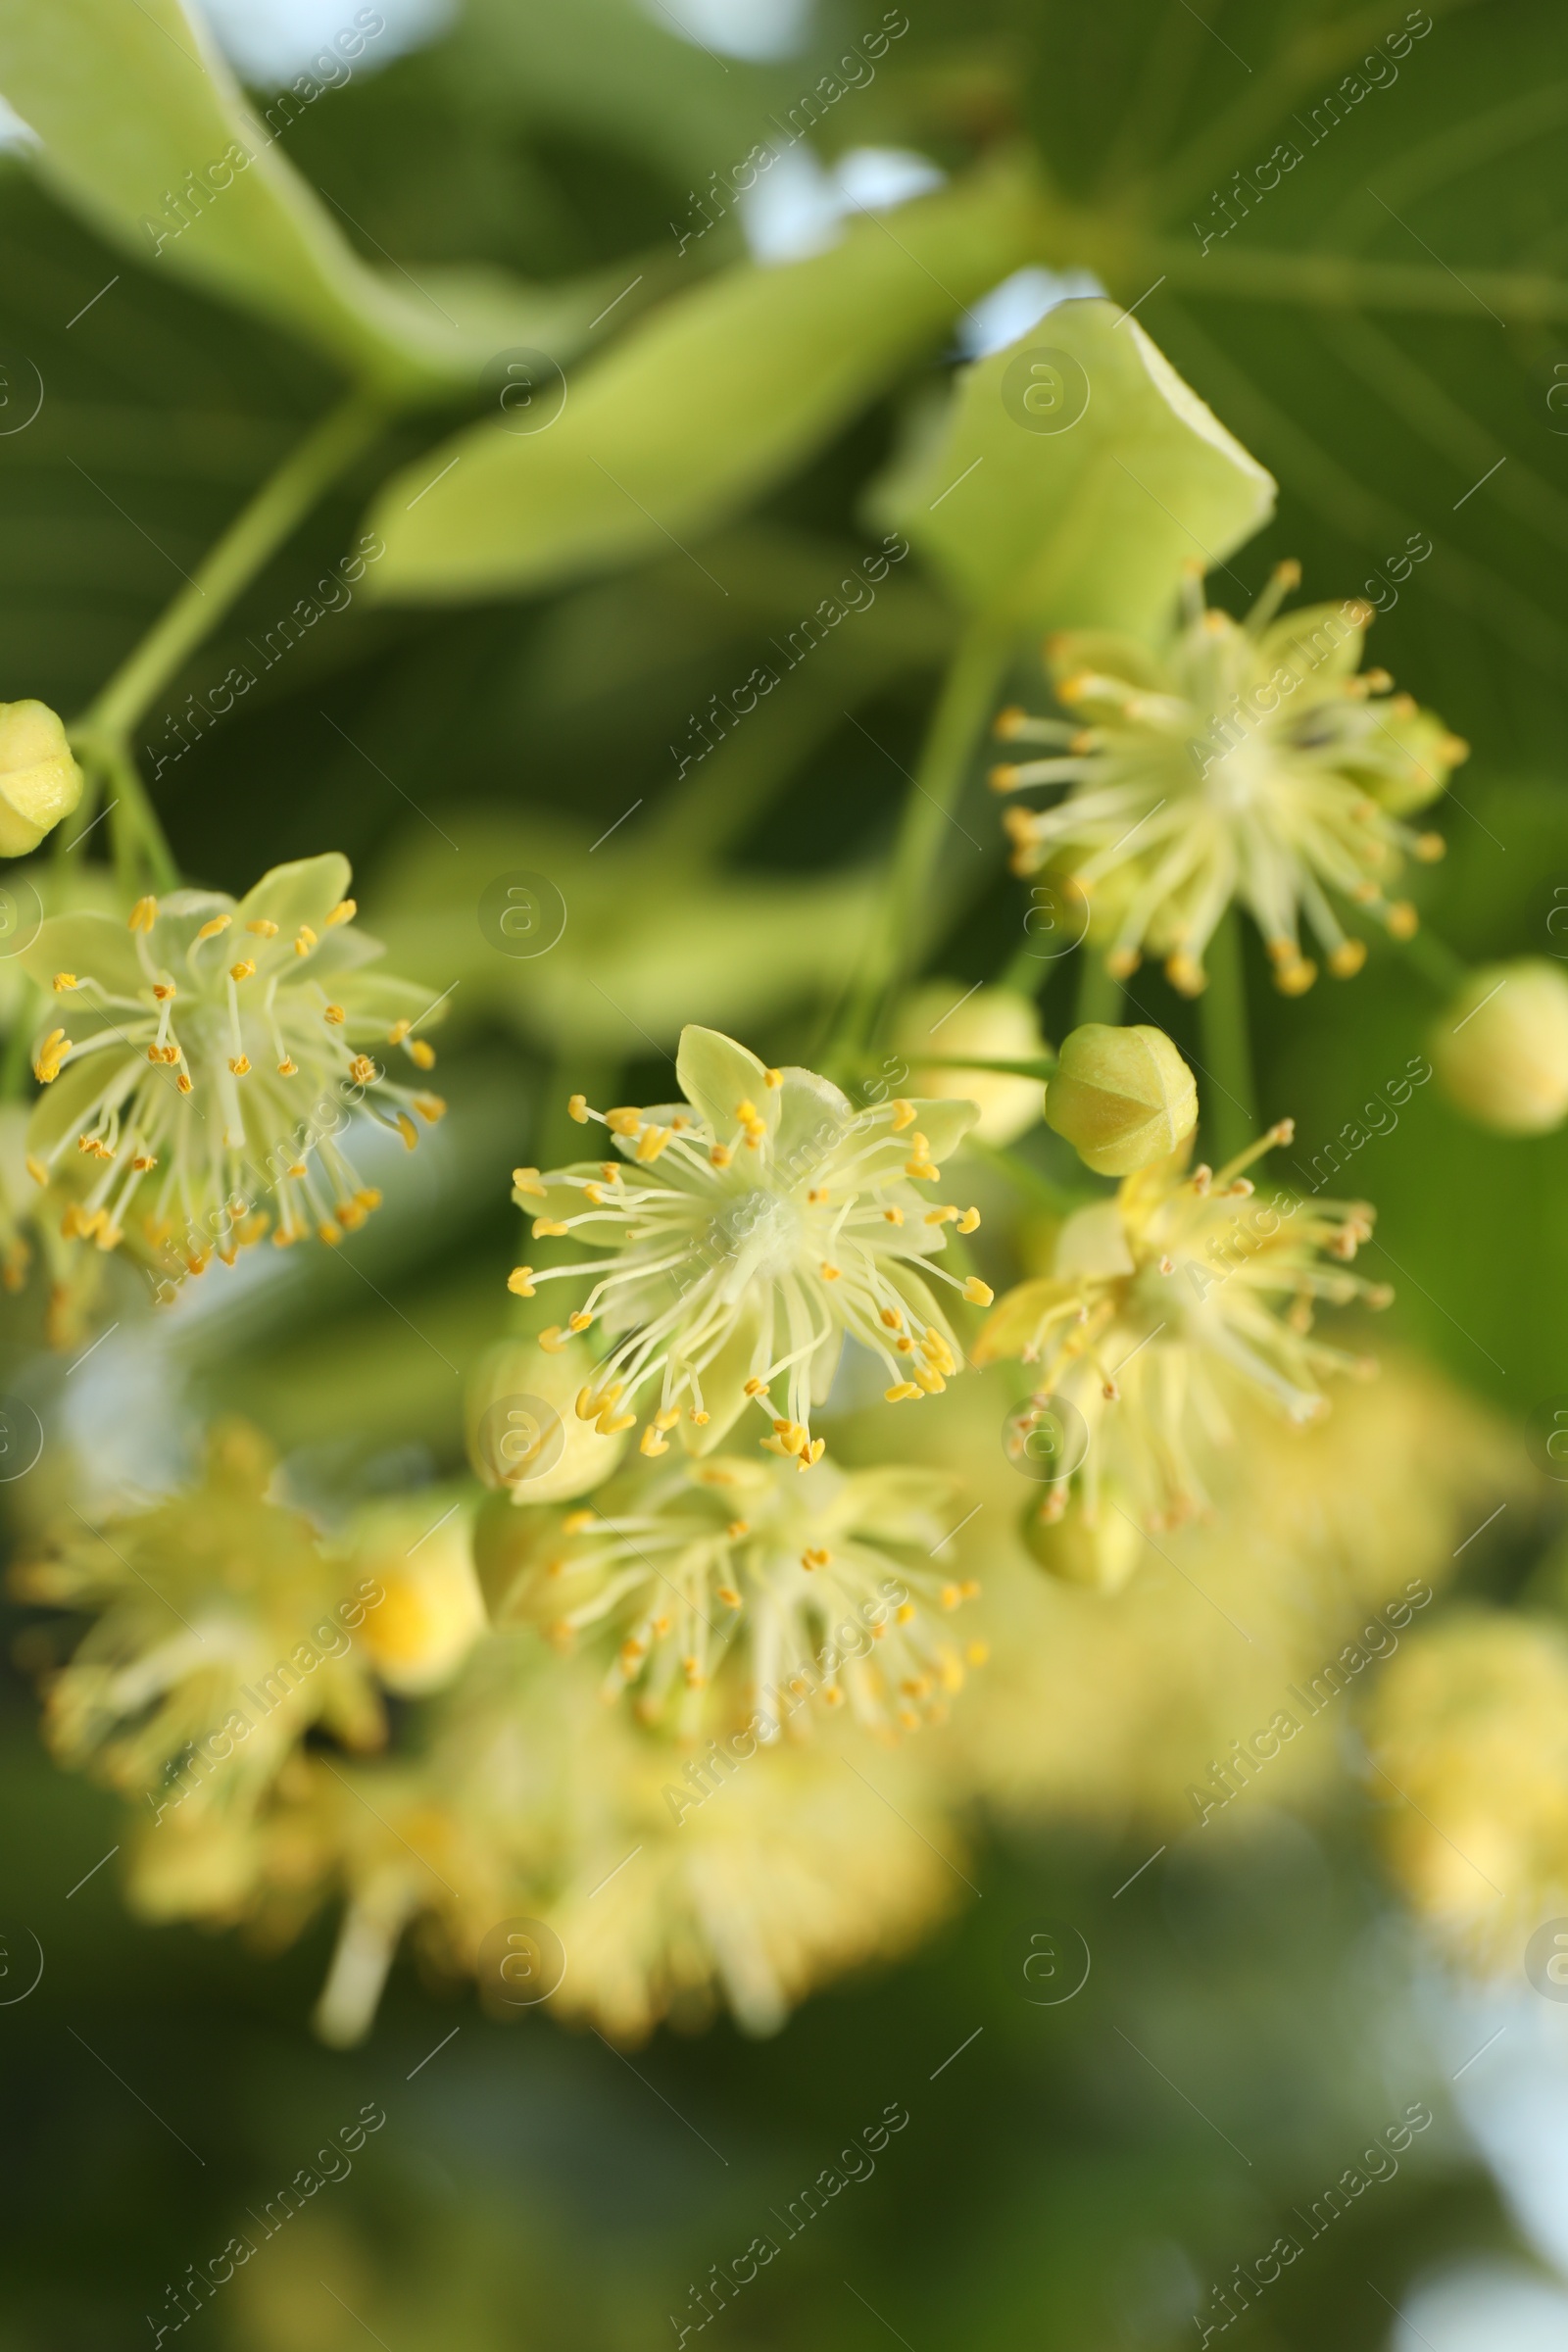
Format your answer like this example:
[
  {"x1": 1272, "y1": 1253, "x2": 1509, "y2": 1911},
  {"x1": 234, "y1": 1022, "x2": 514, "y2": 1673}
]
[
  {"x1": 1074, "y1": 952, "x2": 1123, "y2": 1028},
  {"x1": 1393, "y1": 921, "x2": 1467, "y2": 996},
  {"x1": 828, "y1": 614, "x2": 1011, "y2": 1063},
  {"x1": 74, "y1": 392, "x2": 385, "y2": 746},
  {"x1": 1197, "y1": 903, "x2": 1255, "y2": 1161}
]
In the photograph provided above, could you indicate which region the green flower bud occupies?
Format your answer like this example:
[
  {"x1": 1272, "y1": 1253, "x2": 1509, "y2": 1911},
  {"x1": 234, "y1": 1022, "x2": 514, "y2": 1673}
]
[
  {"x1": 1044, "y1": 1022, "x2": 1198, "y2": 1176},
  {"x1": 1019, "y1": 1492, "x2": 1142, "y2": 1593},
  {"x1": 0, "y1": 701, "x2": 83, "y2": 856},
  {"x1": 1433, "y1": 959, "x2": 1568, "y2": 1135},
  {"x1": 465, "y1": 1335, "x2": 629, "y2": 1505}
]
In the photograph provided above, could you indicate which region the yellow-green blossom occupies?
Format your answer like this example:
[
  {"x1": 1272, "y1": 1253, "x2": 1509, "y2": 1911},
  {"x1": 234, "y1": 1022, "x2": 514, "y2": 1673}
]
[
  {"x1": 10, "y1": 1421, "x2": 385, "y2": 1818},
  {"x1": 991, "y1": 564, "x2": 1464, "y2": 995},
  {"x1": 477, "y1": 1451, "x2": 980, "y2": 1740},
  {"x1": 511, "y1": 1025, "x2": 987, "y2": 1466},
  {"x1": 975, "y1": 1123, "x2": 1390, "y2": 1573},
  {"x1": 20, "y1": 853, "x2": 444, "y2": 1273},
  {"x1": 0, "y1": 699, "x2": 82, "y2": 856}
]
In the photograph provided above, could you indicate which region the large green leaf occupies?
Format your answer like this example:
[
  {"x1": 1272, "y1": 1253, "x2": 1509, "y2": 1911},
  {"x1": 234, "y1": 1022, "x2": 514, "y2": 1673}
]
[
  {"x1": 363, "y1": 166, "x2": 1042, "y2": 601},
  {"x1": 871, "y1": 297, "x2": 1275, "y2": 639},
  {"x1": 0, "y1": 0, "x2": 597, "y2": 404}
]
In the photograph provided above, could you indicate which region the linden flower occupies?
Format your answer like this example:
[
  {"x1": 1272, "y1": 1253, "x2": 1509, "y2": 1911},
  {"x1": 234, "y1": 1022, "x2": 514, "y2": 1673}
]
[
  {"x1": 511, "y1": 1025, "x2": 988, "y2": 1466},
  {"x1": 974, "y1": 1123, "x2": 1392, "y2": 1558},
  {"x1": 990, "y1": 564, "x2": 1467, "y2": 996},
  {"x1": 477, "y1": 1453, "x2": 980, "y2": 1740},
  {"x1": 1369, "y1": 1610, "x2": 1568, "y2": 1962},
  {"x1": 10, "y1": 1421, "x2": 385, "y2": 1818},
  {"x1": 19, "y1": 853, "x2": 445, "y2": 1270}
]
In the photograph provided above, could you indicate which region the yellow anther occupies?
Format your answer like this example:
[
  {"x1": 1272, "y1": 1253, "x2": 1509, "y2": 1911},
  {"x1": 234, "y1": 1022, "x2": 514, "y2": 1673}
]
[
  {"x1": 808, "y1": 1187, "x2": 829, "y2": 1202},
  {"x1": 906, "y1": 1158, "x2": 939, "y2": 1182},
  {"x1": 884, "y1": 1382, "x2": 920, "y2": 1402},
  {"x1": 406, "y1": 1038, "x2": 436, "y2": 1070},
  {"x1": 246, "y1": 917, "x2": 278, "y2": 938},
  {"x1": 52, "y1": 971, "x2": 76, "y2": 992},
  {"x1": 318, "y1": 1221, "x2": 343, "y2": 1247},
  {"x1": 414, "y1": 1095, "x2": 445, "y2": 1122},
  {"x1": 820, "y1": 1262, "x2": 841, "y2": 1281},
  {"x1": 710, "y1": 1144, "x2": 732, "y2": 1167},
  {"x1": 743, "y1": 1377, "x2": 767, "y2": 1396},
  {"x1": 925, "y1": 1204, "x2": 959, "y2": 1225},
  {"x1": 639, "y1": 1426, "x2": 668, "y2": 1457},
  {"x1": 801, "y1": 1546, "x2": 830, "y2": 1569},
  {"x1": 637, "y1": 1125, "x2": 671, "y2": 1162},
  {"x1": 726, "y1": 1519, "x2": 750, "y2": 1539},
  {"x1": 326, "y1": 899, "x2": 356, "y2": 927},
  {"x1": 396, "y1": 1112, "x2": 417, "y2": 1149},
  {"x1": 940, "y1": 1583, "x2": 961, "y2": 1610},
  {"x1": 196, "y1": 915, "x2": 230, "y2": 941},
  {"x1": 890, "y1": 1100, "x2": 916, "y2": 1131},
  {"x1": 763, "y1": 1067, "x2": 782, "y2": 1088},
  {"x1": 227, "y1": 1055, "x2": 251, "y2": 1076},
  {"x1": 532, "y1": 1216, "x2": 569, "y2": 1239},
  {"x1": 507, "y1": 1266, "x2": 536, "y2": 1296},
  {"x1": 568, "y1": 1310, "x2": 593, "y2": 1333},
  {"x1": 151, "y1": 982, "x2": 175, "y2": 1001},
  {"x1": 716, "y1": 1585, "x2": 742, "y2": 1608},
  {"x1": 323, "y1": 1003, "x2": 345, "y2": 1025},
  {"x1": 176, "y1": 1073, "x2": 193, "y2": 1095},
  {"x1": 599, "y1": 1410, "x2": 637, "y2": 1436},
  {"x1": 131, "y1": 1152, "x2": 157, "y2": 1172},
  {"x1": 654, "y1": 1407, "x2": 681, "y2": 1431},
  {"x1": 33, "y1": 1030, "x2": 70, "y2": 1083},
  {"x1": 801, "y1": 1439, "x2": 825, "y2": 1467},
  {"x1": 25, "y1": 1155, "x2": 46, "y2": 1186},
  {"x1": 883, "y1": 1204, "x2": 904, "y2": 1226},
  {"x1": 735, "y1": 1098, "x2": 759, "y2": 1122},
  {"x1": 689, "y1": 1408, "x2": 710, "y2": 1425},
  {"x1": 128, "y1": 897, "x2": 158, "y2": 932},
  {"x1": 897, "y1": 1603, "x2": 916, "y2": 1625},
  {"x1": 956, "y1": 1206, "x2": 980, "y2": 1234},
  {"x1": 879, "y1": 1306, "x2": 904, "y2": 1330},
  {"x1": 277, "y1": 1056, "x2": 298, "y2": 1076},
  {"x1": 294, "y1": 925, "x2": 318, "y2": 956},
  {"x1": 568, "y1": 1094, "x2": 590, "y2": 1122},
  {"x1": 348, "y1": 1054, "x2": 375, "y2": 1084},
  {"x1": 539, "y1": 1326, "x2": 567, "y2": 1352},
  {"x1": 606, "y1": 1107, "x2": 642, "y2": 1137},
  {"x1": 1386, "y1": 901, "x2": 1418, "y2": 940},
  {"x1": 227, "y1": 958, "x2": 256, "y2": 982},
  {"x1": 963, "y1": 1276, "x2": 994, "y2": 1305}
]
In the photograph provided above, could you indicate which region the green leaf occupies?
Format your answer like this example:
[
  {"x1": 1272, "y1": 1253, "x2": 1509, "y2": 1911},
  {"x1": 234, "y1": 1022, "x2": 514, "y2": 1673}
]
[
  {"x1": 363, "y1": 166, "x2": 1042, "y2": 602},
  {"x1": 0, "y1": 0, "x2": 597, "y2": 404},
  {"x1": 872, "y1": 297, "x2": 1275, "y2": 640}
]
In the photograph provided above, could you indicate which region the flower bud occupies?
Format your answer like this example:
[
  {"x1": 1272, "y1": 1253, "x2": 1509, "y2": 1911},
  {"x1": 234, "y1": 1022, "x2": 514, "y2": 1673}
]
[
  {"x1": 342, "y1": 1497, "x2": 486, "y2": 1695},
  {"x1": 1432, "y1": 960, "x2": 1568, "y2": 1135},
  {"x1": 0, "y1": 701, "x2": 82, "y2": 856},
  {"x1": 1018, "y1": 1493, "x2": 1142, "y2": 1593},
  {"x1": 892, "y1": 980, "x2": 1047, "y2": 1146},
  {"x1": 1044, "y1": 1022, "x2": 1198, "y2": 1176},
  {"x1": 464, "y1": 1336, "x2": 628, "y2": 1503}
]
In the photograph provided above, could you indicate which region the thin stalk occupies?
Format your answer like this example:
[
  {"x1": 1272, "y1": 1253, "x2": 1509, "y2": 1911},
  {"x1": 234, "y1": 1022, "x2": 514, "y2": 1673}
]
[
  {"x1": 1196, "y1": 904, "x2": 1254, "y2": 1162},
  {"x1": 919, "y1": 1053, "x2": 1057, "y2": 1081},
  {"x1": 1074, "y1": 952, "x2": 1122, "y2": 1029},
  {"x1": 74, "y1": 392, "x2": 385, "y2": 745},
  {"x1": 828, "y1": 615, "x2": 1011, "y2": 1064},
  {"x1": 1393, "y1": 922, "x2": 1467, "y2": 996}
]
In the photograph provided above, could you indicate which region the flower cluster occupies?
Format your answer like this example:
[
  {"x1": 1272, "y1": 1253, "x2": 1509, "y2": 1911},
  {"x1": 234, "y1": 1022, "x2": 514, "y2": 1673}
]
[
  {"x1": 20, "y1": 854, "x2": 443, "y2": 1276},
  {"x1": 478, "y1": 1450, "x2": 981, "y2": 1741},
  {"x1": 990, "y1": 564, "x2": 1466, "y2": 995},
  {"x1": 10, "y1": 1421, "x2": 386, "y2": 1819},
  {"x1": 975, "y1": 1122, "x2": 1391, "y2": 1583},
  {"x1": 510, "y1": 1025, "x2": 990, "y2": 1467}
]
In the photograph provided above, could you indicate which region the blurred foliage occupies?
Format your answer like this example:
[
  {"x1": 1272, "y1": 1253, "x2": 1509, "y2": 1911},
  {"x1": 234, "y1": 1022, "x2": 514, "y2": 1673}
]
[{"x1": 0, "y1": 0, "x2": 1566, "y2": 2344}]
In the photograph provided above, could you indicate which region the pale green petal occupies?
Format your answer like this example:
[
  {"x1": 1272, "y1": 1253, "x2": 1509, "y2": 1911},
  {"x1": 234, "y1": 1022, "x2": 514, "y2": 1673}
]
[
  {"x1": 235, "y1": 854, "x2": 353, "y2": 941},
  {"x1": 20, "y1": 911, "x2": 145, "y2": 999},
  {"x1": 675, "y1": 1025, "x2": 778, "y2": 1143}
]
